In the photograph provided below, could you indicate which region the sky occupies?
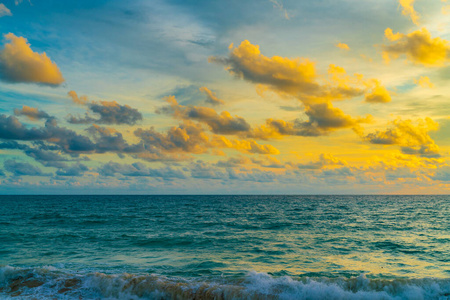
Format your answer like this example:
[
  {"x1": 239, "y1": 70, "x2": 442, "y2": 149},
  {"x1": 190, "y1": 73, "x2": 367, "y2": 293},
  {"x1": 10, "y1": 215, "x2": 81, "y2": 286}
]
[{"x1": 0, "y1": 0, "x2": 449, "y2": 194}]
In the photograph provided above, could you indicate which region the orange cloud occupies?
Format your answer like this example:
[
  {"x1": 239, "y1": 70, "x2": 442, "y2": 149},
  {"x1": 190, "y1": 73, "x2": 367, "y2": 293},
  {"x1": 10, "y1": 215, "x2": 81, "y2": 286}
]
[
  {"x1": 13, "y1": 106, "x2": 51, "y2": 120},
  {"x1": 382, "y1": 28, "x2": 450, "y2": 66},
  {"x1": 336, "y1": 42, "x2": 350, "y2": 50},
  {"x1": 0, "y1": 33, "x2": 64, "y2": 85}
]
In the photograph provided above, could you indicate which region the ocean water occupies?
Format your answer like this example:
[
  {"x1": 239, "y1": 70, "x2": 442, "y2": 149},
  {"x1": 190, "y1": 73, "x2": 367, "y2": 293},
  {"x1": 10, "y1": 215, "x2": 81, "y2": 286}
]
[{"x1": 0, "y1": 195, "x2": 449, "y2": 299}]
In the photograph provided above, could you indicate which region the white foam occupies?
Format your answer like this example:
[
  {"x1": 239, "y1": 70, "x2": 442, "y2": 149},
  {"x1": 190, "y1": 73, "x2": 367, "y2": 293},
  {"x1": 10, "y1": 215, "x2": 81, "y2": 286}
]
[{"x1": 1, "y1": 266, "x2": 450, "y2": 299}]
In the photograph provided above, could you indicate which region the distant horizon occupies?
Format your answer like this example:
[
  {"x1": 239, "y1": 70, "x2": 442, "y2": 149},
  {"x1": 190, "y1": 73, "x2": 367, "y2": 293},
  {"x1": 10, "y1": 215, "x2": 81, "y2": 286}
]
[{"x1": 1, "y1": 194, "x2": 449, "y2": 196}]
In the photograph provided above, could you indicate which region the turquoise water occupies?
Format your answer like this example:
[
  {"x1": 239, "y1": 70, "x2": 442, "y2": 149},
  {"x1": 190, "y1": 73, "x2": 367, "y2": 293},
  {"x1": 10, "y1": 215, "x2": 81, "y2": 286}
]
[{"x1": 1, "y1": 195, "x2": 450, "y2": 299}]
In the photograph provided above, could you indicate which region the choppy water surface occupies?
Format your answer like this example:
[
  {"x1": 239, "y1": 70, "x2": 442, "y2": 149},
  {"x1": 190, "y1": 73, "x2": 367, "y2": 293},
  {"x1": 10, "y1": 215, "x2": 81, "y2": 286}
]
[{"x1": 1, "y1": 195, "x2": 449, "y2": 299}]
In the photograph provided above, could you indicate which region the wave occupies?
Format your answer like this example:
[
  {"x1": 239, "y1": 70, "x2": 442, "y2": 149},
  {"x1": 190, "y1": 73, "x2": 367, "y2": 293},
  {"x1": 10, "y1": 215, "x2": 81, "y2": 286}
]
[{"x1": 1, "y1": 266, "x2": 450, "y2": 299}]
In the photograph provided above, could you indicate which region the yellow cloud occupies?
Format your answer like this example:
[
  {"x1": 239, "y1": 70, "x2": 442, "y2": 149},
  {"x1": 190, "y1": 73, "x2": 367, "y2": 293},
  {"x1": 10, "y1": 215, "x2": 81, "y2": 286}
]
[
  {"x1": 414, "y1": 76, "x2": 434, "y2": 88},
  {"x1": 365, "y1": 118, "x2": 440, "y2": 157},
  {"x1": 0, "y1": 33, "x2": 64, "y2": 85},
  {"x1": 382, "y1": 28, "x2": 450, "y2": 66},
  {"x1": 364, "y1": 79, "x2": 392, "y2": 103},
  {"x1": 398, "y1": 0, "x2": 420, "y2": 25},
  {"x1": 211, "y1": 135, "x2": 280, "y2": 155},
  {"x1": 245, "y1": 102, "x2": 372, "y2": 139},
  {"x1": 199, "y1": 86, "x2": 225, "y2": 105},
  {"x1": 210, "y1": 40, "x2": 322, "y2": 100},
  {"x1": 335, "y1": 43, "x2": 350, "y2": 50},
  {"x1": 211, "y1": 40, "x2": 384, "y2": 137}
]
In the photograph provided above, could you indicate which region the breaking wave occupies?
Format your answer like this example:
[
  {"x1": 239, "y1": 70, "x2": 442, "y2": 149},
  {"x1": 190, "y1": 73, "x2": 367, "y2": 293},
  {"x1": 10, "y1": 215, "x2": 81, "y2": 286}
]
[{"x1": 1, "y1": 266, "x2": 450, "y2": 299}]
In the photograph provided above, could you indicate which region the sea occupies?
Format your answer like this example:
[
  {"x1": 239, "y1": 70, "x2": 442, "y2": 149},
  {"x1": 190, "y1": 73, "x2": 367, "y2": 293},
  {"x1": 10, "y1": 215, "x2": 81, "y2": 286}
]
[{"x1": 0, "y1": 195, "x2": 449, "y2": 299}]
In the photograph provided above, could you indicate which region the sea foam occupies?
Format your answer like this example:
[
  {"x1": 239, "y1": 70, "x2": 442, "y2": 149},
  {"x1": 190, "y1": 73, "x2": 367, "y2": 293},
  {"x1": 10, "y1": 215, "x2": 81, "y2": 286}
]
[{"x1": 1, "y1": 266, "x2": 450, "y2": 299}]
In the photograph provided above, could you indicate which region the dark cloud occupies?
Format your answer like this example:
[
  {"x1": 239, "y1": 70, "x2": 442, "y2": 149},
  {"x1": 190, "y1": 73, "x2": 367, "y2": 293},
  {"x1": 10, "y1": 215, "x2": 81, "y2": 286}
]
[
  {"x1": 55, "y1": 163, "x2": 89, "y2": 176},
  {"x1": 135, "y1": 121, "x2": 209, "y2": 154},
  {"x1": 4, "y1": 159, "x2": 50, "y2": 176},
  {"x1": 68, "y1": 91, "x2": 143, "y2": 125},
  {"x1": 66, "y1": 113, "x2": 96, "y2": 124},
  {"x1": 157, "y1": 96, "x2": 250, "y2": 135},
  {"x1": 87, "y1": 124, "x2": 144, "y2": 154},
  {"x1": 0, "y1": 140, "x2": 29, "y2": 150},
  {"x1": 0, "y1": 114, "x2": 96, "y2": 153},
  {"x1": 0, "y1": 140, "x2": 88, "y2": 168}
]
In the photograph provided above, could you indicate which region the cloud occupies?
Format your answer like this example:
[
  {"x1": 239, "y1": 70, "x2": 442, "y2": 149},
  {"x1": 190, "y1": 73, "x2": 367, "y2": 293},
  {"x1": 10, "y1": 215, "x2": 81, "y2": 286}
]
[
  {"x1": 190, "y1": 160, "x2": 228, "y2": 179},
  {"x1": 87, "y1": 124, "x2": 144, "y2": 154},
  {"x1": 364, "y1": 118, "x2": 440, "y2": 157},
  {"x1": 247, "y1": 103, "x2": 371, "y2": 139},
  {"x1": 199, "y1": 86, "x2": 224, "y2": 106},
  {"x1": 24, "y1": 147, "x2": 72, "y2": 168},
  {"x1": 245, "y1": 118, "x2": 303, "y2": 139},
  {"x1": 292, "y1": 153, "x2": 347, "y2": 170},
  {"x1": 55, "y1": 163, "x2": 89, "y2": 177},
  {"x1": 210, "y1": 40, "x2": 365, "y2": 102},
  {"x1": 364, "y1": 80, "x2": 392, "y2": 103},
  {"x1": 298, "y1": 102, "x2": 371, "y2": 134},
  {"x1": 0, "y1": 4, "x2": 12, "y2": 17},
  {"x1": 443, "y1": 4, "x2": 450, "y2": 15},
  {"x1": 336, "y1": 43, "x2": 350, "y2": 50},
  {"x1": 98, "y1": 161, "x2": 186, "y2": 179},
  {"x1": 157, "y1": 96, "x2": 250, "y2": 134},
  {"x1": 68, "y1": 90, "x2": 89, "y2": 105},
  {"x1": 398, "y1": 0, "x2": 420, "y2": 25},
  {"x1": 269, "y1": 0, "x2": 290, "y2": 20},
  {"x1": 0, "y1": 33, "x2": 64, "y2": 85},
  {"x1": 211, "y1": 41, "x2": 379, "y2": 137},
  {"x1": 215, "y1": 156, "x2": 252, "y2": 168},
  {"x1": 190, "y1": 160, "x2": 277, "y2": 182},
  {"x1": 135, "y1": 121, "x2": 209, "y2": 154},
  {"x1": 135, "y1": 120, "x2": 278, "y2": 156},
  {"x1": 0, "y1": 114, "x2": 96, "y2": 153},
  {"x1": 211, "y1": 135, "x2": 280, "y2": 154},
  {"x1": 4, "y1": 159, "x2": 50, "y2": 176},
  {"x1": 68, "y1": 91, "x2": 143, "y2": 125},
  {"x1": 227, "y1": 167, "x2": 276, "y2": 182},
  {"x1": 14, "y1": 106, "x2": 51, "y2": 120},
  {"x1": 382, "y1": 28, "x2": 450, "y2": 66},
  {"x1": 432, "y1": 166, "x2": 450, "y2": 181},
  {"x1": 414, "y1": 76, "x2": 434, "y2": 88}
]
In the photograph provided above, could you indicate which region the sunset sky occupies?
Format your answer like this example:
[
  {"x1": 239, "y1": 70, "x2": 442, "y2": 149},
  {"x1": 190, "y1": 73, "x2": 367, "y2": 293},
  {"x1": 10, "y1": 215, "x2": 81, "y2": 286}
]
[{"x1": 0, "y1": 0, "x2": 449, "y2": 194}]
